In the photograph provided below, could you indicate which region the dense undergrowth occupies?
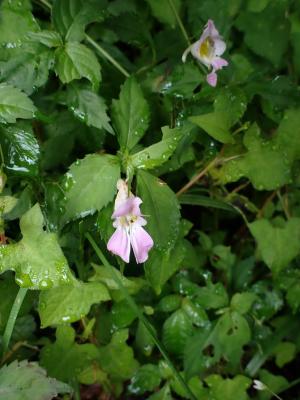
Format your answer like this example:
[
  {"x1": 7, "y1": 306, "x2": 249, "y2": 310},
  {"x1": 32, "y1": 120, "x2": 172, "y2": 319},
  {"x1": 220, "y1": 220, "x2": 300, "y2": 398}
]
[{"x1": 0, "y1": 0, "x2": 300, "y2": 399}]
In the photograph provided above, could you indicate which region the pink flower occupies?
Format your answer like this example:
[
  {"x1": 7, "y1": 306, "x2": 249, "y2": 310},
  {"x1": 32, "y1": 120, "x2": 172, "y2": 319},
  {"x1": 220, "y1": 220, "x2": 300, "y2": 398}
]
[
  {"x1": 107, "y1": 179, "x2": 153, "y2": 263},
  {"x1": 182, "y1": 20, "x2": 228, "y2": 87}
]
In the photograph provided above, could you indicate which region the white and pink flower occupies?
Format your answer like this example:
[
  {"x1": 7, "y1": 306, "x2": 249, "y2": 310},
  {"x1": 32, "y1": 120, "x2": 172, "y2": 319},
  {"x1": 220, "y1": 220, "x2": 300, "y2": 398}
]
[
  {"x1": 107, "y1": 179, "x2": 153, "y2": 263},
  {"x1": 182, "y1": 19, "x2": 228, "y2": 87}
]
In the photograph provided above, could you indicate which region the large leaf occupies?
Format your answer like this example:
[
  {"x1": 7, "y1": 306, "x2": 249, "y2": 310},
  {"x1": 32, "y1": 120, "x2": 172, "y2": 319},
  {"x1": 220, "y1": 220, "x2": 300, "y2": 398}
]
[
  {"x1": 249, "y1": 218, "x2": 300, "y2": 274},
  {"x1": 131, "y1": 126, "x2": 185, "y2": 170},
  {"x1": 112, "y1": 76, "x2": 150, "y2": 151},
  {"x1": 146, "y1": 0, "x2": 181, "y2": 28},
  {"x1": 40, "y1": 325, "x2": 100, "y2": 382},
  {"x1": 55, "y1": 42, "x2": 101, "y2": 89},
  {"x1": 0, "y1": 84, "x2": 36, "y2": 123},
  {"x1": 39, "y1": 281, "x2": 111, "y2": 327},
  {"x1": 0, "y1": 50, "x2": 52, "y2": 95},
  {"x1": 61, "y1": 154, "x2": 120, "y2": 223},
  {"x1": 63, "y1": 83, "x2": 113, "y2": 133},
  {"x1": 0, "y1": 204, "x2": 74, "y2": 289},
  {"x1": 0, "y1": 360, "x2": 71, "y2": 400},
  {"x1": 0, "y1": 122, "x2": 40, "y2": 177},
  {"x1": 137, "y1": 171, "x2": 181, "y2": 251},
  {"x1": 52, "y1": 0, "x2": 106, "y2": 42}
]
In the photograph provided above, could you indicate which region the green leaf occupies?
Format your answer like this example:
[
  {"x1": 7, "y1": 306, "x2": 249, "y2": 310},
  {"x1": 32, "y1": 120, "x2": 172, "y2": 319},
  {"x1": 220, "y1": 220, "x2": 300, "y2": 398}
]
[
  {"x1": 111, "y1": 300, "x2": 137, "y2": 330},
  {"x1": 0, "y1": 360, "x2": 71, "y2": 400},
  {"x1": 0, "y1": 204, "x2": 74, "y2": 289},
  {"x1": 146, "y1": 384, "x2": 172, "y2": 400},
  {"x1": 27, "y1": 30, "x2": 63, "y2": 48},
  {"x1": 195, "y1": 281, "x2": 229, "y2": 309},
  {"x1": 249, "y1": 218, "x2": 300, "y2": 274},
  {"x1": 214, "y1": 87, "x2": 247, "y2": 126},
  {"x1": 98, "y1": 329, "x2": 139, "y2": 380},
  {"x1": 0, "y1": 196, "x2": 18, "y2": 216},
  {"x1": 112, "y1": 76, "x2": 150, "y2": 151},
  {"x1": 131, "y1": 126, "x2": 184, "y2": 170},
  {"x1": 0, "y1": 50, "x2": 52, "y2": 95},
  {"x1": 0, "y1": 122, "x2": 40, "y2": 177},
  {"x1": 39, "y1": 281, "x2": 111, "y2": 327},
  {"x1": 162, "y1": 309, "x2": 194, "y2": 356},
  {"x1": 0, "y1": 84, "x2": 36, "y2": 123},
  {"x1": 189, "y1": 112, "x2": 234, "y2": 144},
  {"x1": 258, "y1": 370, "x2": 288, "y2": 400},
  {"x1": 145, "y1": 239, "x2": 186, "y2": 294},
  {"x1": 63, "y1": 83, "x2": 113, "y2": 133},
  {"x1": 273, "y1": 341, "x2": 296, "y2": 368},
  {"x1": 179, "y1": 194, "x2": 236, "y2": 212},
  {"x1": 40, "y1": 325, "x2": 100, "y2": 382},
  {"x1": 137, "y1": 171, "x2": 181, "y2": 251},
  {"x1": 205, "y1": 375, "x2": 251, "y2": 400},
  {"x1": 231, "y1": 292, "x2": 257, "y2": 314},
  {"x1": 146, "y1": 0, "x2": 181, "y2": 27},
  {"x1": 235, "y1": 1, "x2": 290, "y2": 66},
  {"x1": 62, "y1": 154, "x2": 120, "y2": 223},
  {"x1": 55, "y1": 42, "x2": 101, "y2": 89},
  {"x1": 128, "y1": 364, "x2": 161, "y2": 395},
  {"x1": 52, "y1": 0, "x2": 105, "y2": 42}
]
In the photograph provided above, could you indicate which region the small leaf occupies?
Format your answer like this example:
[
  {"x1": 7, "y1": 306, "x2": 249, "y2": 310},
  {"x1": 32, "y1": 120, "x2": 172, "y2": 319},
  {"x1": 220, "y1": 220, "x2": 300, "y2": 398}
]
[
  {"x1": 137, "y1": 171, "x2": 181, "y2": 251},
  {"x1": 0, "y1": 84, "x2": 36, "y2": 123},
  {"x1": 27, "y1": 30, "x2": 63, "y2": 47},
  {"x1": 0, "y1": 204, "x2": 74, "y2": 289},
  {"x1": 231, "y1": 292, "x2": 257, "y2": 314},
  {"x1": 131, "y1": 126, "x2": 184, "y2": 170},
  {"x1": 146, "y1": 0, "x2": 181, "y2": 28},
  {"x1": 39, "y1": 281, "x2": 111, "y2": 327},
  {"x1": 0, "y1": 122, "x2": 40, "y2": 177},
  {"x1": 63, "y1": 83, "x2": 113, "y2": 133},
  {"x1": 205, "y1": 375, "x2": 251, "y2": 400},
  {"x1": 55, "y1": 42, "x2": 101, "y2": 89},
  {"x1": 128, "y1": 364, "x2": 161, "y2": 395},
  {"x1": 62, "y1": 154, "x2": 120, "y2": 223},
  {"x1": 40, "y1": 325, "x2": 100, "y2": 382},
  {"x1": 0, "y1": 360, "x2": 71, "y2": 400},
  {"x1": 249, "y1": 218, "x2": 300, "y2": 274},
  {"x1": 112, "y1": 76, "x2": 150, "y2": 151},
  {"x1": 189, "y1": 112, "x2": 234, "y2": 144}
]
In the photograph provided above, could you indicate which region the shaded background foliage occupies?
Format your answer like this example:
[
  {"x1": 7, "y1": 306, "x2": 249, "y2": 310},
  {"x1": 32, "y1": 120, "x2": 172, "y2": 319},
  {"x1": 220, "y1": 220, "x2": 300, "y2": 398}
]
[{"x1": 0, "y1": 0, "x2": 300, "y2": 399}]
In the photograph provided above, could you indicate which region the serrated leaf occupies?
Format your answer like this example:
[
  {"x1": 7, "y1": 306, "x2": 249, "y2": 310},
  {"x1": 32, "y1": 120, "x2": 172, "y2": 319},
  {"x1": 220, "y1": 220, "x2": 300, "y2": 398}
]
[
  {"x1": 0, "y1": 122, "x2": 40, "y2": 177},
  {"x1": 98, "y1": 329, "x2": 139, "y2": 380},
  {"x1": 0, "y1": 203, "x2": 74, "y2": 289},
  {"x1": 0, "y1": 360, "x2": 71, "y2": 400},
  {"x1": 27, "y1": 30, "x2": 63, "y2": 48},
  {"x1": 131, "y1": 126, "x2": 184, "y2": 170},
  {"x1": 137, "y1": 171, "x2": 181, "y2": 251},
  {"x1": 64, "y1": 83, "x2": 113, "y2": 133},
  {"x1": 249, "y1": 218, "x2": 300, "y2": 274},
  {"x1": 52, "y1": 0, "x2": 106, "y2": 42},
  {"x1": 40, "y1": 325, "x2": 100, "y2": 382},
  {"x1": 128, "y1": 364, "x2": 161, "y2": 395},
  {"x1": 39, "y1": 281, "x2": 110, "y2": 327},
  {"x1": 55, "y1": 42, "x2": 101, "y2": 89},
  {"x1": 0, "y1": 84, "x2": 36, "y2": 123},
  {"x1": 112, "y1": 76, "x2": 150, "y2": 151},
  {"x1": 61, "y1": 154, "x2": 120, "y2": 223}
]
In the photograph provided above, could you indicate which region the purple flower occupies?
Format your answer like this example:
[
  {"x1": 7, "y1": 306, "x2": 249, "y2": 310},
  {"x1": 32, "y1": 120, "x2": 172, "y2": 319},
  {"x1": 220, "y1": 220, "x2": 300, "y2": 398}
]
[
  {"x1": 182, "y1": 19, "x2": 228, "y2": 87},
  {"x1": 107, "y1": 179, "x2": 153, "y2": 263}
]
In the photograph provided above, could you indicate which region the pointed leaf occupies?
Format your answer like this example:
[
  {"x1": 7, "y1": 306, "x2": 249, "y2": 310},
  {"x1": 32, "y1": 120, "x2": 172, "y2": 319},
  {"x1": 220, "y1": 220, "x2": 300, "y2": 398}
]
[{"x1": 0, "y1": 84, "x2": 36, "y2": 123}]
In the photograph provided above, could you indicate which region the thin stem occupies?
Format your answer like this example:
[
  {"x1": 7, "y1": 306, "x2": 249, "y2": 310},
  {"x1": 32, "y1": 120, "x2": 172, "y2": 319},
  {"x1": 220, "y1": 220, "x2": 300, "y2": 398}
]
[
  {"x1": 39, "y1": 0, "x2": 52, "y2": 8},
  {"x1": 85, "y1": 35, "x2": 130, "y2": 78},
  {"x1": 2, "y1": 288, "x2": 28, "y2": 358},
  {"x1": 167, "y1": 0, "x2": 191, "y2": 46},
  {"x1": 176, "y1": 157, "x2": 219, "y2": 196},
  {"x1": 85, "y1": 233, "x2": 197, "y2": 400}
]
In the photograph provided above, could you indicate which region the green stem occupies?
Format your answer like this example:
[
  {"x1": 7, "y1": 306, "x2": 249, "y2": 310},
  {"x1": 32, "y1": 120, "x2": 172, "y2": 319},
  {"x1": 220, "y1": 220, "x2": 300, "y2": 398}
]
[
  {"x1": 167, "y1": 0, "x2": 191, "y2": 46},
  {"x1": 85, "y1": 233, "x2": 197, "y2": 400},
  {"x1": 85, "y1": 35, "x2": 130, "y2": 78},
  {"x1": 2, "y1": 288, "x2": 28, "y2": 358}
]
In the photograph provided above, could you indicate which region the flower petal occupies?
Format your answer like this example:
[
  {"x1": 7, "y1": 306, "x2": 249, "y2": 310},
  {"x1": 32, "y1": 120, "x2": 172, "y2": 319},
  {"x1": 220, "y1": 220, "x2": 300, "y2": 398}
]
[
  {"x1": 211, "y1": 57, "x2": 228, "y2": 70},
  {"x1": 207, "y1": 71, "x2": 217, "y2": 87},
  {"x1": 206, "y1": 19, "x2": 219, "y2": 37},
  {"x1": 214, "y1": 39, "x2": 226, "y2": 56},
  {"x1": 130, "y1": 224, "x2": 154, "y2": 264},
  {"x1": 182, "y1": 45, "x2": 192, "y2": 63},
  {"x1": 107, "y1": 226, "x2": 131, "y2": 263},
  {"x1": 113, "y1": 196, "x2": 142, "y2": 218}
]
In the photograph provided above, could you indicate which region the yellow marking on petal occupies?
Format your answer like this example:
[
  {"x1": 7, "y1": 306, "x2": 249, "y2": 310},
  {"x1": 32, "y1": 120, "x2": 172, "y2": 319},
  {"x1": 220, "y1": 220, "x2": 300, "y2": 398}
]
[{"x1": 199, "y1": 37, "x2": 214, "y2": 58}]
